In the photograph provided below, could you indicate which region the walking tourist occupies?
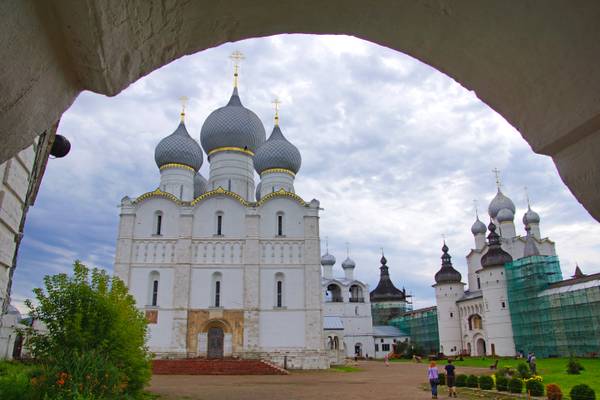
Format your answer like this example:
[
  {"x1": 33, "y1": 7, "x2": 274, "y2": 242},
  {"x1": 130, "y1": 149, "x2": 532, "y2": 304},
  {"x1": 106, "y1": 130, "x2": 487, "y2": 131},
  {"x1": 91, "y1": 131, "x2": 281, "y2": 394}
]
[
  {"x1": 384, "y1": 353, "x2": 390, "y2": 366},
  {"x1": 445, "y1": 359, "x2": 457, "y2": 397},
  {"x1": 427, "y1": 361, "x2": 439, "y2": 399},
  {"x1": 529, "y1": 352, "x2": 537, "y2": 375}
]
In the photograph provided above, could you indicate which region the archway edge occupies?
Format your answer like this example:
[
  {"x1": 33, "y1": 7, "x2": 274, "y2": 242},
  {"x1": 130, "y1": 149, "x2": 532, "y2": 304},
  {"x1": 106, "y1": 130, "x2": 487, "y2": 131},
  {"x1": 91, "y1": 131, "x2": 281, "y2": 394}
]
[{"x1": 2, "y1": 1, "x2": 600, "y2": 218}]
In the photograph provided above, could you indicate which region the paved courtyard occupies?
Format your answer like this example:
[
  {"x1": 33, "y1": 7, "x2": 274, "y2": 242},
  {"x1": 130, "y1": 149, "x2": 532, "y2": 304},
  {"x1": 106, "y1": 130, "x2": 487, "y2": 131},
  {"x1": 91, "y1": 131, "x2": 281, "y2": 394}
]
[{"x1": 150, "y1": 361, "x2": 489, "y2": 400}]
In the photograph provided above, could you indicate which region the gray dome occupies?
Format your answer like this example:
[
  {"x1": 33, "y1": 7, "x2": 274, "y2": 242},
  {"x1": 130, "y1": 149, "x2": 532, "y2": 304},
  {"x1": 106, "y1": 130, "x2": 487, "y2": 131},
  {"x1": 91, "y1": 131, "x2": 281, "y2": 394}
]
[
  {"x1": 200, "y1": 88, "x2": 266, "y2": 155},
  {"x1": 497, "y1": 207, "x2": 515, "y2": 223},
  {"x1": 155, "y1": 121, "x2": 203, "y2": 171},
  {"x1": 434, "y1": 243, "x2": 462, "y2": 284},
  {"x1": 488, "y1": 189, "x2": 516, "y2": 219},
  {"x1": 253, "y1": 125, "x2": 302, "y2": 174},
  {"x1": 523, "y1": 206, "x2": 540, "y2": 225},
  {"x1": 321, "y1": 252, "x2": 336, "y2": 266},
  {"x1": 342, "y1": 257, "x2": 356, "y2": 269},
  {"x1": 193, "y1": 173, "x2": 208, "y2": 197},
  {"x1": 481, "y1": 222, "x2": 513, "y2": 269},
  {"x1": 471, "y1": 217, "x2": 487, "y2": 235},
  {"x1": 255, "y1": 181, "x2": 262, "y2": 201}
]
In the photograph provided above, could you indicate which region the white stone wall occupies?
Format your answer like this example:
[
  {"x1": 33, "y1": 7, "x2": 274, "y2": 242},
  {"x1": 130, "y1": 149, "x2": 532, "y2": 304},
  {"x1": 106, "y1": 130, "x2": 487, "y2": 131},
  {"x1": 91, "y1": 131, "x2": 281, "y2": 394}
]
[
  {"x1": 435, "y1": 282, "x2": 464, "y2": 356},
  {"x1": 374, "y1": 336, "x2": 407, "y2": 359},
  {"x1": 259, "y1": 171, "x2": 294, "y2": 198},
  {"x1": 208, "y1": 152, "x2": 255, "y2": 201},
  {"x1": 159, "y1": 167, "x2": 194, "y2": 201}
]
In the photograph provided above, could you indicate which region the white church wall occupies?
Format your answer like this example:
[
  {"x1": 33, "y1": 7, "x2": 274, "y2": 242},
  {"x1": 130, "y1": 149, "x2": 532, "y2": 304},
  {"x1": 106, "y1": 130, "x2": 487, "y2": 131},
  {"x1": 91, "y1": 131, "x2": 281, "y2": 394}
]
[
  {"x1": 133, "y1": 198, "x2": 180, "y2": 238},
  {"x1": 479, "y1": 267, "x2": 516, "y2": 356},
  {"x1": 147, "y1": 309, "x2": 174, "y2": 350},
  {"x1": 259, "y1": 311, "x2": 306, "y2": 348},
  {"x1": 208, "y1": 152, "x2": 255, "y2": 201},
  {"x1": 259, "y1": 267, "x2": 304, "y2": 309},
  {"x1": 129, "y1": 266, "x2": 174, "y2": 308},
  {"x1": 258, "y1": 198, "x2": 305, "y2": 238},
  {"x1": 189, "y1": 267, "x2": 244, "y2": 309},
  {"x1": 192, "y1": 197, "x2": 245, "y2": 237}
]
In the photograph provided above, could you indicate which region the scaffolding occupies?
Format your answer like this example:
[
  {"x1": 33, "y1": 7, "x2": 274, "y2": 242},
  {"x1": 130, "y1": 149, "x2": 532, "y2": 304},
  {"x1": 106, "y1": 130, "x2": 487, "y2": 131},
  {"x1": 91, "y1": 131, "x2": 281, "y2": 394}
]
[
  {"x1": 505, "y1": 255, "x2": 600, "y2": 357},
  {"x1": 389, "y1": 306, "x2": 439, "y2": 355}
]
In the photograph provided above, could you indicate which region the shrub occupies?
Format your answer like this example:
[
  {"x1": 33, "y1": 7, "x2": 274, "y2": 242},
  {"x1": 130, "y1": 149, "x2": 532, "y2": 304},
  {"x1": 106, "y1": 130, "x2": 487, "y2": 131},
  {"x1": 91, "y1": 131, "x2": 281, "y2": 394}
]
[
  {"x1": 466, "y1": 374, "x2": 479, "y2": 388},
  {"x1": 567, "y1": 357, "x2": 585, "y2": 375},
  {"x1": 570, "y1": 384, "x2": 596, "y2": 400},
  {"x1": 0, "y1": 369, "x2": 36, "y2": 400},
  {"x1": 525, "y1": 377, "x2": 544, "y2": 397},
  {"x1": 546, "y1": 383, "x2": 562, "y2": 400},
  {"x1": 509, "y1": 377, "x2": 523, "y2": 394},
  {"x1": 496, "y1": 366, "x2": 510, "y2": 378},
  {"x1": 438, "y1": 372, "x2": 446, "y2": 385},
  {"x1": 22, "y1": 261, "x2": 151, "y2": 399},
  {"x1": 496, "y1": 375, "x2": 509, "y2": 392},
  {"x1": 517, "y1": 362, "x2": 531, "y2": 379},
  {"x1": 455, "y1": 374, "x2": 467, "y2": 387},
  {"x1": 479, "y1": 375, "x2": 494, "y2": 390}
]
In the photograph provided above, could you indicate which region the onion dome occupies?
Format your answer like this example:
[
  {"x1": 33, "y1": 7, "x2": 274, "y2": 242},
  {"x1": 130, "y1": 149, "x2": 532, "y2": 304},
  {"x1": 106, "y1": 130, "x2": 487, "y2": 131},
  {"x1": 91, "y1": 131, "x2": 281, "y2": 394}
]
[
  {"x1": 193, "y1": 173, "x2": 208, "y2": 198},
  {"x1": 488, "y1": 189, "x2": 516, "y2": 219},
  {"x1": 342, "y1": 256, "x2": 356, "y2": 269},
  {"x1": 200, "y1": 88, "x2": 266, "y2": 155},
  {"x1": 481, "y1": 221, "x2": 513, "y2": 268},
  {"x1": 370, "y1": 255, "x2": 406, "y2": 302},
  {"x1": 523, "y1": 205, "x2": 540, "y2": 225},
  {"x1": 155, "y1": 121, "x2": 203, "y2": 171},
  {"x1": 254, "y1": 125, "x2": 302, "y2": 175},
  {"x1": 255, "y1": 181, "x2": 262, "y2": 201},
  {"x1": 321, "y1": 252, "x2": 336, "y2": 266},
  {"x1": 471, "y1": 217, "x2": 487, "y2": 235},
  {"x1": 497, "y1": 208, "x2": 515, "y2": 223},
  {"x1": 434, "y1": 243, "x2": 462, "y2": 284},
  {"x1": 523, "y1": 225, "x2": 540, "y2": 257}
]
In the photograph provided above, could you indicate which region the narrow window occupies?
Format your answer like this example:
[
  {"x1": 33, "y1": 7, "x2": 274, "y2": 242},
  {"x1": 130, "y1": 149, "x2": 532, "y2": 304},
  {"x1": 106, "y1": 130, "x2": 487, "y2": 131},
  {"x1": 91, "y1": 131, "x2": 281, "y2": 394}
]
[
  {"x1": 228, "y1": 179, "x2": 231, "y2": 191},
  {"x1": 217, "y1": 215, "x2": 223, "y2": 235},
  {"x1": 477, "y1": 277, "x2": 481, "y2": 289},
  {"x1": 156, "y1": 214, "x2": 162, "y2": 235},
  {"x1": 179, "y1": 184, "x2": 183, "y2": 198},
  {"x1": 375, "y1": 344, "x2": 379, "y2": 352},
  {"x1": 382, "y1": 344, "x2": 390, "y2": 352},
  {"x1": 450, "y1": 312, "x2": 454, "y2": 318},
  {"x1": 276, "y1": 281, "x2": 283, "y2": 307},
  {"x1": 277, "y1": 215, "x2": 283, "y2": 236},
  {"x1": 272, "y1": 186, "x2": 275, "y2": 193},
  {"x1": 152, "y1": 280, "x2": 159, "y2": 306},
  {"x1": 501, "y1": 301, "x2": 506, "y2": 308},
  {"x1": 215, "y1": 281, "x2": 221, "y2": 307}
]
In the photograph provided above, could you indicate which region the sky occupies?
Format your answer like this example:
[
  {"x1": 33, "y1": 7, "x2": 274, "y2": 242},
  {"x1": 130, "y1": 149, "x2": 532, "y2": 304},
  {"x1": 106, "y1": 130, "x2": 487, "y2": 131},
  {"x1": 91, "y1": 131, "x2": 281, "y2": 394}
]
[{"x1": 11, "y1": 34, "x2": 600, "y2": 312}]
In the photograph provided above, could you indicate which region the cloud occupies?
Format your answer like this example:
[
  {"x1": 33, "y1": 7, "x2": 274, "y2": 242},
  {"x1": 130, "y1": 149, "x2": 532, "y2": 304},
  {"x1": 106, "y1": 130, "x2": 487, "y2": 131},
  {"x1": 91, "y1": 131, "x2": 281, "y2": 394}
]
[{"x1": 11, "y1": 34, "x2": 600, "y2": 314}]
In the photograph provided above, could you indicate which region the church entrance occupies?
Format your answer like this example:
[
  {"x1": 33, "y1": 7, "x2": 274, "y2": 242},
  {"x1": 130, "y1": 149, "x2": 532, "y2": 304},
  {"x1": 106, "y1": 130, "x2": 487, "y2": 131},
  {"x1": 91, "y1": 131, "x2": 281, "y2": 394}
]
[
  {"x1": 476, "y1": 338, "x2": 486, "y2": 356},
  {"x1": 207, "y1": 327, "x2": 224, "y2": 359}
]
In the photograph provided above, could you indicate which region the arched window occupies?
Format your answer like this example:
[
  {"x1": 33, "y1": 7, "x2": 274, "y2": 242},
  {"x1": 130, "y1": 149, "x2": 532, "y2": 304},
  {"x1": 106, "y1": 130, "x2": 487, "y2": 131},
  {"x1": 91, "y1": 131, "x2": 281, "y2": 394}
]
[
  {"x1": 148, "y1": 271, "x2": 160, "y2": 306},
  {"x1": 212, "y1": 272, "x2": 222, "y2": 307},
  {"x1": 276, "y1": 212, "x2": 284, "y2": 236},
  {"x1": 468, "y1": 314, "x2": 483, "y2": 330},
  {"x1": 275, "y1": 272, "x2": 284, "y2": 308},
  {"x1": 216, "y1": 212, "x2": 224, "y2": 236},
  {"x1": 154, "y1": 211, "x2": 163, "y2": 235},
  {"x1": 326, "y1": 284, "x2": 342, "y2": 302},
  {"x1": 349, "y1": 284, "x2": 364, "y2": 302}
]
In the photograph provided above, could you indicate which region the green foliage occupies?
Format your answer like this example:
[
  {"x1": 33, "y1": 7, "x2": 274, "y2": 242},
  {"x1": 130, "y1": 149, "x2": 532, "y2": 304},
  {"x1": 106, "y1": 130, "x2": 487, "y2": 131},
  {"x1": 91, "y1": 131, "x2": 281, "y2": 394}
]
[
  {"x1": 466, "y1": 374, "x2": 479, "y2": 388},
  {"x1": 479, "y1": 375, "x2": 494, "y2": 390},
  {"x1": 509, "y1": 377, "x2": 524, "y2": 393},
  {"x1": 22, "y1": 261, "x2": 151, "y2": 399},
  {"x1": 568, "y1": 357, "x2": 585, "y2": 375},
  {"x1": 438, "y1": 372, "x2": 446, "y2": 385},
  {"x1": 526, "y1": 377, "x2": 545, "y2": 396},
  {"x1": 495, "y1": 375, "x2": 509, "y2": 391},
  {"x1": 546, "y1": 383, "x2": 563, "y2": 400},
  {"x1": 455, "y1": 374, "x2": 467, "y2": 387},
  {"x1": 0, "y1": 365, "x2": 37, "y2": 400},
  {"x1": 570, "y1": 384, "x2": 596, "y2": 400},
  {"x1": 517, "y1": 362, "x2": 532, "y2": 379}
]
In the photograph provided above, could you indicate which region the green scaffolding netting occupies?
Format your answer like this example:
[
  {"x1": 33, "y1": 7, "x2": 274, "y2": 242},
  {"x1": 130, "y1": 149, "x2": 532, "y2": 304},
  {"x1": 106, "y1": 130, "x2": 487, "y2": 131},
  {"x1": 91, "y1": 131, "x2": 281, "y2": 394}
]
[
  {"x1": 505, "y1": 255, "x2": 600, "y2": 357},
  {"x1": 389, "y1": 307, "x2": 439, "y2": 355}
]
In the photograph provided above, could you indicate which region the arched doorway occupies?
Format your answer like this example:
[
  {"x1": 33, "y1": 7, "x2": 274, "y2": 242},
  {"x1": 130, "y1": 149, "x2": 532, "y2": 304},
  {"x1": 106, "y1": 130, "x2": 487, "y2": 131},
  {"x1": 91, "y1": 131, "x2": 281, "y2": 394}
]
[
  {"x1": 207, "y1": 326, "x2": 224, "y2": 359},
  {"x1": 354, "y1": 343, "x2": 363, "y2": 357},
  {"x1": 466, "y1": 342, "x2": 472, "y2": 356},
  {"x1": 476, "y1": 338, "x2": 486, "y2": 356}
]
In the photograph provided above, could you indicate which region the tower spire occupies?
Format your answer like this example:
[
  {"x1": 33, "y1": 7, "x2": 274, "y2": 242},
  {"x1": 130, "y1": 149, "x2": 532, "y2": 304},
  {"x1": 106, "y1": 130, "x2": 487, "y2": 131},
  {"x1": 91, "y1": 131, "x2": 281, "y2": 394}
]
[
  {"x1": 229, "y1": 50, "x2": 245, "y2": 88},
  {"x1": 179, "y1": 96, "x2": 188, "y2": 122},
  {"x1": 272, "y1": 97, "x2": 281, "y2": 126}
]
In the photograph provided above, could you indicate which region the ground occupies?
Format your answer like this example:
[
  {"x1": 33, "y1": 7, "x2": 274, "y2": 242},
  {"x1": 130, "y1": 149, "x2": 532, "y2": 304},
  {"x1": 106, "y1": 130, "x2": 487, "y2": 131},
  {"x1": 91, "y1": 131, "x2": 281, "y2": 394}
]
[{"x1": 149, "y1": 361, "x2": 492, "y2": 400}]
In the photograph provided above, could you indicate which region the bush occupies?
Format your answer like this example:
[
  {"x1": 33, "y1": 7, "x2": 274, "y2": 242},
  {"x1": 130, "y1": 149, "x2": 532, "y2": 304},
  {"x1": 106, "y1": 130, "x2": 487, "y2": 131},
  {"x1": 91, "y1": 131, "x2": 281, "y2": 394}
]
[
  {"x1": 525, "y1": 377, "x2": 544, "y2": 397},
  {"x1": 438, "y1": 372, "x2": 446, "y2": 385},
  {"x1": 22, "y1": 261, "x2": 151, "y2": 399},
  {"x1": 0, "y1": 370, "x2": 36, "y2": 400},
  {"x1": 546, "y1": 383, "x2": 563, "y2": 400},
  {"x1": 455, "y1": 374, "x2": 468, "y2": 387},
  {"x1": 570, "y1": 384, "x2": 596, "y2": 400},
  {"x1": 509, "y1": 377, "x2": 523, "y2": 394},
  {"x1": 517, "y1": 362, "x2": 531, "y2": 379},
  {"x1": 479, "y1": 375, "x2": 494, "y2": 390},
  {"x1": 496, "y1": 375, "x2": 509, "y2": 392},
  {"x1": 466, "y1": 374, "x2": 479, "y2": 388},
  {"x1": 567, "y1": 357, "x2": 585, "y2": 375}
]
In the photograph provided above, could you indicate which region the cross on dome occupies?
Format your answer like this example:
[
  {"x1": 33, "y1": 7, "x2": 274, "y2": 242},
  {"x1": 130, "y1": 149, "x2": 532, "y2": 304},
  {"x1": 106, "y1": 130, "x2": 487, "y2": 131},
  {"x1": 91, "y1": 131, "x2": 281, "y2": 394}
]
[
  {"x1": 229, "y1": 50, "x2": 245, "y2": 88},
  {"x1": 492, "y1": 167, "x2": 502, "y2": 190},
  {"x1": 179, "y1": 95, "x2": 188, "y2": 122},
  {"x1": 272, "y1": 97, "x2": 281, "y2": 126}
]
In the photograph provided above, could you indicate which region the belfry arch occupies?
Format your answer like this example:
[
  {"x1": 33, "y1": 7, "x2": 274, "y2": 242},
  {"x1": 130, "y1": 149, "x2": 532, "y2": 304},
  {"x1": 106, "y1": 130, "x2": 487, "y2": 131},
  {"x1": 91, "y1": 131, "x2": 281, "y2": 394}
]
[{"x1": 2, "y1": 1, "x2": 600, "y2": 218}]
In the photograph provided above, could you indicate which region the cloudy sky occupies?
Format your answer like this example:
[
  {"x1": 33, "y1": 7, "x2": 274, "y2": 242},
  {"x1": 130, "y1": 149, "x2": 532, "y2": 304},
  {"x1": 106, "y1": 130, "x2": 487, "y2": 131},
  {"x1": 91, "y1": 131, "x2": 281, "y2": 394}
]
[{"x1": 12, "y1": 34, "x2": 600, "y2": 311}]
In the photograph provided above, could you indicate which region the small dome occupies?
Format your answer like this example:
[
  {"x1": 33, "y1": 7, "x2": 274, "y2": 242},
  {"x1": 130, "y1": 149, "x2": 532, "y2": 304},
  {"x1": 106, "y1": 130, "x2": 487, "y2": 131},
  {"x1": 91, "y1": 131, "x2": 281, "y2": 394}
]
[
  {"x1": 481, "y1": 222, "x2": 513, "y2": 268},
  {"x1": 200, "y1": 88, "x2": 266, "y2": 155},
  {"x1": 193, "y1": 173, "x2": 208, "y2": 197},
  {"x1": 155, "y1": 121, "x2": 203, "y2": 171},
  {"x1": 342, "y1": 257, "x2": 356, "y2": 269},
  {"x1": 488, "y1": 189, "x2": 516, "y2": 219},
  {"x1": 434, "y1": 243, "x2": 462, "y2": 284},
  {"x1": 471, "y1": 217, "x2": 487, "y2": 235},
  {"x1": 321, "y1": 252, "x2": 336, "y2": 266},
  {"x1": 523, "y1": 206, "x2": 540, "y2": 225},
  {"x1": 254, "y1": 125, "x2": 302, "y2": 174},
  {"x1": 255, "y1": 181, "x2": 262, "y2": 202},
  {"x1": 497, "y1": 207, "x2": 515, "y2": 223}
]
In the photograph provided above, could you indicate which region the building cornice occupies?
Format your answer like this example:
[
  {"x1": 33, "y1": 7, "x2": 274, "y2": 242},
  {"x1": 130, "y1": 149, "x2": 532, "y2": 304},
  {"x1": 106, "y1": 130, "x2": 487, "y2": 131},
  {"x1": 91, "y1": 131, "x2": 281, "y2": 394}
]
[
  {"x1": 208, "y1": 146, "x2": 254, "y2": 157},
  {"x1": 159, "y1": 163, "x2": 196, "y2": 172},
  {"x1": 260, "y1": 168, "x2": 296, "y2": 178}
]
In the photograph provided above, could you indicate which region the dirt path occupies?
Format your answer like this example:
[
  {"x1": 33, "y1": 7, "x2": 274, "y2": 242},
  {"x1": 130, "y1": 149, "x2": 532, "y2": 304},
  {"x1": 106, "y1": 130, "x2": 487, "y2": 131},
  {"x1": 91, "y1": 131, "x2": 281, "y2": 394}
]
[{"x1": 150, "y1": 361, "x2": 489, "y2": 400}]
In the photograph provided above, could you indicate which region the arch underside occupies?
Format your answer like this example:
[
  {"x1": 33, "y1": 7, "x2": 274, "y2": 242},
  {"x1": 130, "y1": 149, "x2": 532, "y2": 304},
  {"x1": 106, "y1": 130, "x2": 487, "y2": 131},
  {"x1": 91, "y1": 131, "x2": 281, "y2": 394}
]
[{"x1": 2, "y1": 1, "x2": 600, "y2": 219}]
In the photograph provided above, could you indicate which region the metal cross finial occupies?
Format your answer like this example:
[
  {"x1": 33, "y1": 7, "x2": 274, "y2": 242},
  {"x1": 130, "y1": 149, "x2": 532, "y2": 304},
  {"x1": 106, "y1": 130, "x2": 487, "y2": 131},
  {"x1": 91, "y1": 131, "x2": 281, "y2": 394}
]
[
  {"x1": 492, "y1": 168, "x2": 502, "y2": 190},
  {"x1": 179, "y1": 96, "x2": 189, "y2": 122},
  {"x1": 381, "y1": 247, "x2": 384, "y2": 257},
  {"x1": 442, "y1": 233, "x2": 446, "y2": 245},
  {"x1": 325, "y1": 236, "x2": 329, "y2": 253},
  {"x1": 524, "y1": 186, "x2": 531, "y2": 208},
  {"x1": 345, "y1": 242, "x2": 350, "y2": 257},
  {"x1": 473, "y1": 199, "x2": 479, "y2": 218},
  {"x1": 272, "y1": 97, "x2": 281, "y2": 126},
  {"x1": 229, "y1": 50, "x2": 245, "y2": 87}
]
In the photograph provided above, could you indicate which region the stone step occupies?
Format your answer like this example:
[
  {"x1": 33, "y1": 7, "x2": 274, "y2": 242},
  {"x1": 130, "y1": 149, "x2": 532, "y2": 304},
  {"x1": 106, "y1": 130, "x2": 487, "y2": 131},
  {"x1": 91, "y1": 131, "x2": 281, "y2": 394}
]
[{"x1": 152, "y1": 358, "x2": 289, "y2": 375}]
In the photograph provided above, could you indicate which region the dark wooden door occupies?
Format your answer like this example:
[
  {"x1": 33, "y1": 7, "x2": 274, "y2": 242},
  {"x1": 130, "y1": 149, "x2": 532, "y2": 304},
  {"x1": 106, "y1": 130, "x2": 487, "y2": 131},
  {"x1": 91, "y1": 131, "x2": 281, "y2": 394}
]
[{"x1": 207, "y1": 327, "x2": 224, "y2": 359}]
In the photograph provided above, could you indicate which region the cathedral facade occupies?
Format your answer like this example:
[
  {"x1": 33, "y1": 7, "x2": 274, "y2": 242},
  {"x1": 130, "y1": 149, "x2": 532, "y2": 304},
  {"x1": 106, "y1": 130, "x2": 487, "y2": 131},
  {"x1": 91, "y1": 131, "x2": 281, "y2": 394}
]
[{"x1": 114, "y1": 72, "x2": 328, "y2": 369}]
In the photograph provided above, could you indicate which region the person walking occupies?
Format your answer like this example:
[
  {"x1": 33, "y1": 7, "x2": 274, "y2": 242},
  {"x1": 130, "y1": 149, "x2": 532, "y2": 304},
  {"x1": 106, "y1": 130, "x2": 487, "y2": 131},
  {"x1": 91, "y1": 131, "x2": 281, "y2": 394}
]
[
  {"x1": 529, "y1": 353, "x2": 537, "y2": 375},
  {"x1": 445, "y1": 359, "x2": 457, "y2": 398},
  {"x1": 384, "y1": 353, "x2": 390, "y2": 367},
  {"x1": 428, "y1": 361, "x2": 440, "y2": 399}
]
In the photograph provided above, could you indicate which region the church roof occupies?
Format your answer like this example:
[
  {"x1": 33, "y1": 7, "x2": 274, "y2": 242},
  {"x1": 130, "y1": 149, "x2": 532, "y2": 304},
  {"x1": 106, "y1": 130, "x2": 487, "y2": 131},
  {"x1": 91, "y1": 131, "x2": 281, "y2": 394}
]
[
  {"x1": 373, "y1": 325, "x2": 407, "y2": 338},
  {"x1": 480, "y1": 221, "x2": 513, "y2": 268},
  {"x1": 323, "y1": 316, "x2": 344, "y2": 330},
  {"x1": 154, "y1": 121, "x2": 203, "y2": 171},
  {"x1": 434, "y1": 243, "x2": 462, "y2": 285},
  {"x1": 370, "y1": 255, "x2": 406, "y2": 302},
  {"x1": 254, "y1": 125, "x2": 302, "y2": 174}
]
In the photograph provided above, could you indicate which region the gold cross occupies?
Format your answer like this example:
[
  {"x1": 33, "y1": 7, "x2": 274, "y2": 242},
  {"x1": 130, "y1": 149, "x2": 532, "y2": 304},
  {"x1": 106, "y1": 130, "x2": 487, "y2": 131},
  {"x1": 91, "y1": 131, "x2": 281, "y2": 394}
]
[
  {"x1": 272, "y1": 97, "x2": 281, "y2": 125},
  {"x1": 229, "y1": 50, "x2": 245, "y2": 87},
  {"x1": 179, "y1": 96, "x2": 188, "y2": 122},
  {"x1": 492, "y1": 168, "x2": 501, "y2": 190}
]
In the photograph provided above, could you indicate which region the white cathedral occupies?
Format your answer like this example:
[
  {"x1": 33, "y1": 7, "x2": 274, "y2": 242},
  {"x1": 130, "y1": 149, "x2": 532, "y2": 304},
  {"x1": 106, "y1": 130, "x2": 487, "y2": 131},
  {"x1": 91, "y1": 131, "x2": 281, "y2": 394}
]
[{"x1": 434, "y1": 187, "x2": 555, "y2": 357}]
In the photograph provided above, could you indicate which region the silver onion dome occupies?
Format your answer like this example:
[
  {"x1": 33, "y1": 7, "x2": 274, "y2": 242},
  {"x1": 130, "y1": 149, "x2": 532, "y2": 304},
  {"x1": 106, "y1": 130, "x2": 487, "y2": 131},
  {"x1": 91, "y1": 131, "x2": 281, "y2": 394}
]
[
  {"x1": 471, "y1": 217, "x2": 487, "y2": 235},
  {"x1": 488, "y1": 189, "x2": 516, "y2": 219},
  {"x1": 523, "y1": 206, "x2": 540, "y2": 225},
  {"x1": 497, "y1": 207, "x2": 515, "y2": 223},
  {"x1": 321, "y1": 252, "x2": 336, "y2": 266},
  {"x1": 253, "y1": 125, "x2": 302, "y2": 174},
  {"x1": 193, "y1": 173, "x2": 208, "y2": 197},
  {"x1": 200, "y1": 88, "x2": 266, "y2": 155},
  {"x1": 155, "y1": 121, "x2": 203, "y2": 171},
  {"x1": 342, "y1": 257, "x2": 356, "y2": 269}
]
